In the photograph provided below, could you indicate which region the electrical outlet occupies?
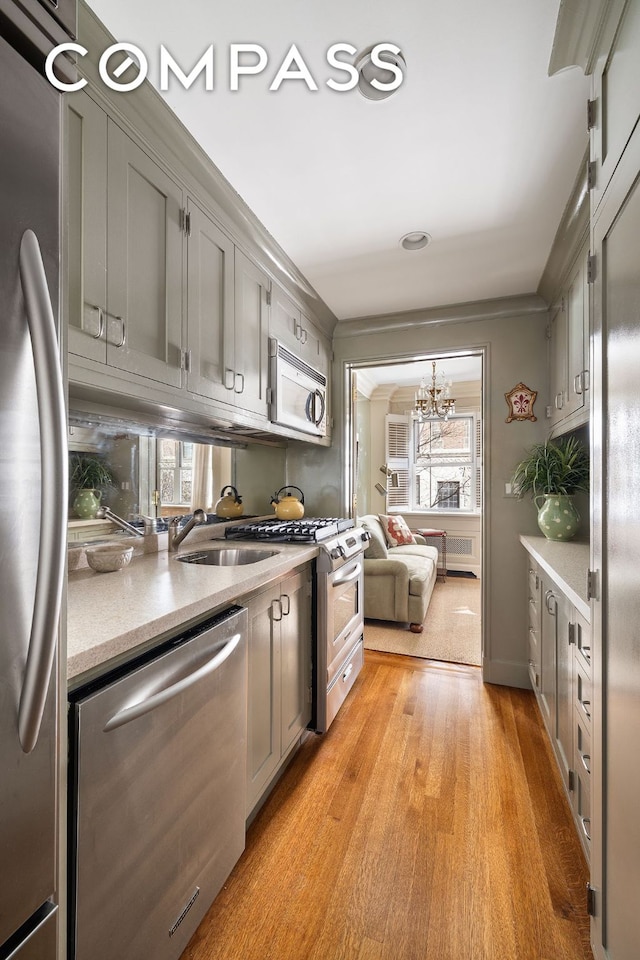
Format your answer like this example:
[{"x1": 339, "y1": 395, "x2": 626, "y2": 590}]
[{"x1": 505, "y1": 482, "x2": 513, "y2": 496}]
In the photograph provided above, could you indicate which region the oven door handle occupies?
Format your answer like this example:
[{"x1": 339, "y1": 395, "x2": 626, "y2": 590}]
[{"x1": 332, "y1": 561, "x2": 362, "y2": 586}]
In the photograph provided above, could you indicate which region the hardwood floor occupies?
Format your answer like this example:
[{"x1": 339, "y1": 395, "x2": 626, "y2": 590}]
[{"x1": 182, "y1": 652, "x2": 592, "y2": 960}]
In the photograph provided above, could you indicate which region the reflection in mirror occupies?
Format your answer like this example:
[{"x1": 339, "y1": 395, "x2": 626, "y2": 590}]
[{"x1": 67, "y1": 426, "x2": 232, "y2": 526}]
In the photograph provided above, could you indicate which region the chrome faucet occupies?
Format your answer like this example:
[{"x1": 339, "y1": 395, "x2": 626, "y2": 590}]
[
  {"x1": 95, "y1": 506, "x2": 144, "y2": 537},
  {"x1": 169, "y1": 509, "x2": 207, "y2": 551}
]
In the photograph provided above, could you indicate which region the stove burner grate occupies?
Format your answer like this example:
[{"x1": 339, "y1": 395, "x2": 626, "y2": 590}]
[{"x1": 224, "y1": 517, "x2": 355, "y2": 543}]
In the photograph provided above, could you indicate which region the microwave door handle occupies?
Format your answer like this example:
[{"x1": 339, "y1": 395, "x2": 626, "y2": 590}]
[
  {"x1": 313, "y1": 389, "x2": 325, "y2": 427},
  {"x1": 17, "y1": 230, "x2": 67, "y2": 754},
  {"x1": 103, "y1": 632, "x2": 242, "y2": 732},
  {"x1": 305, "y1": 390, "x2": 315, "y2": 424}
]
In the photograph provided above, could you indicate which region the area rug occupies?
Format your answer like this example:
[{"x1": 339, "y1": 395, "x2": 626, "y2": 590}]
[{"x1": 363, "y1": 576, "x2": 482, "y2": 666}]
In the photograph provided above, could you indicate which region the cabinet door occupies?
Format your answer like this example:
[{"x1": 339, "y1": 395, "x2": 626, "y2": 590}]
[
  {"x1": 549, "y1": 300, "x2": 568, "y2": 426},
  {"x1": 246, "y1": 587, "x2": 280, "y2": 815},
  {"x1": 279, "y1": 570, "x2": 312, "y2": 755},
  {"x1": 565, "y1": 251, "x2": 589, "y2": 420},
  {"x1": 270, "y1": 283, "x2": 302, "y2": 352},
  {"x1": 186, "y1": 199, "x2": 235, "y2": 403},
  {"x1": 106, "y1": 121, "x2": 184, "y2": 387},
  {"x1": 234, "y1": 249, "x2": 270, "y2": 418},
  {"x1": 65, "y1": 91, "x2": 107, "y2": 362},
  {"x1": 527, "y1": 564, "x2": 541, "y2": 693},
  {"x1": 592, "y1": 123, "x2": 640, "y2": 960},
  {"x1": 554, "y1": 591, "x2": 573, "y2": 788},
  {"x1": 540, "y1": 585, "x2": 557, "y2": 732}
]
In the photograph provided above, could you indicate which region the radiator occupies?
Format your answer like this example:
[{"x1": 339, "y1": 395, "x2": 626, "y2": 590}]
[{"x1": 422, "y1": 535, "x2": 474, "y2": 556}]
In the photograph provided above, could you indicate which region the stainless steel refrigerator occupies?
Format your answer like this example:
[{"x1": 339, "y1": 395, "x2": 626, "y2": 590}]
[{"x1": 0, "y1": 1, "x2": 73, "y2": 956}]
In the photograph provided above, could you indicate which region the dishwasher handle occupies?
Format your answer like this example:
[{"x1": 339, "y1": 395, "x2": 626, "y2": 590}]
[{"x1": 103, "y1": 631, "x2": 242, "y2": 732}]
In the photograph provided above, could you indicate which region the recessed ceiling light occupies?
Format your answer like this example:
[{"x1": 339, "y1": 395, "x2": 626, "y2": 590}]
[
  {"x1": 354, "y1": 44, "x2": 406, "y2": 101},
  {"x1": 400, "y1": 232, "x2": 432, "y2": 251}
]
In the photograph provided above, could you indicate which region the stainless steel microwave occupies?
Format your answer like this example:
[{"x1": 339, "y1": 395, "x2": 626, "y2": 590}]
[{"x1": 268, "y1": 338, "x2": 327, "y2": 437}]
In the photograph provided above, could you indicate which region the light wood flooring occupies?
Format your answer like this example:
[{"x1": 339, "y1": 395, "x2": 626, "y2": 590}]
[{"x1": 182, "y1": 652, "x2": 592, "y2": 960}]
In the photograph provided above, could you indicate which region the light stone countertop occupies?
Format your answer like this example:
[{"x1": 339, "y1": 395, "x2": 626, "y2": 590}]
[
  {"x1": 519, "y1": 535, "x2": 590, "y2": 620},
  {"x1": 67, "y1": 532, "x2": 318, "y2": 687}
]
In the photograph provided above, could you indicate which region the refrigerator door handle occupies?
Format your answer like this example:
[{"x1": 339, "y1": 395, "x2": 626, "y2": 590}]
[
  {"x1": 18, "y1": 229, "x2": 67, "y2": 754},
  {"x1": 103, "y1": 631, "x2": 242, "y2": 732}
]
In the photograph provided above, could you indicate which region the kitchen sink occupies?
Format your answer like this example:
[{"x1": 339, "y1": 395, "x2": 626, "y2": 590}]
[{"x1": 176, "y1": 548, "x2": 278, "y2": 566}]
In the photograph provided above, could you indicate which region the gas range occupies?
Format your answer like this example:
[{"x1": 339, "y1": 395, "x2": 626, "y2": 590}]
[
  {"x1": 225, "y1": 516, "x2": 369, "y2": 575},
  {"x1": 224, "y1": 517, "x2": 356, "y2": 544}
]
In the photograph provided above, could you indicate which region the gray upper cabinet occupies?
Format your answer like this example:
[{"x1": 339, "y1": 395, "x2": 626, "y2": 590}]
[
  {"x1": 66, "y1": 90, "x2": 107, "y2": 364},
  {"x1": 590, "y1": 0, "x2": 640, "y2": 213},
  {"x1": 270, "y1": 283, "x2": 325, "y2": 369},
  {"x1": 66, "y1": 93, "x2": 184, "y2": 389},
  {"x1": 233, "y1": 250, "x2": 270, "y2": 419},
  {"x1": 549, "y1": 245, "x2": 589, "y2": 431},
  {"x1": 185, "y1": 198, "x2": 235, "y2": 404},
  {"x1": 106, "y1": 121, "x2": 184, "y2": 388}
]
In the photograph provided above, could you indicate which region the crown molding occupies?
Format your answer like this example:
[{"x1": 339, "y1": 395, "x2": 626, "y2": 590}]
[
  {"x1": 537, "y1": 148, "x2": 589, "y2": 304},
  {"x1": 548, "y1": 0, "x2": 628, "y2": 76},
  {"x1": 333, "y1": 293, "x2": 547, "y2": 339}
]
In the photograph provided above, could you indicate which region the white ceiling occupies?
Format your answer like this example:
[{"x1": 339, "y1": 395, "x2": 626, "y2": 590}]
[
  {"x1": 357, "y1": 354, "x2": 483, "y2": 391},
  {"x1": 87, "y1": 0, "x2": 589, "y2": 323}
]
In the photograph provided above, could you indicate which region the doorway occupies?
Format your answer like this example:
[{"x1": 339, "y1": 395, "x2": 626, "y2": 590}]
[{"x1": 349, "y1": 350, "x2": 484, "y2": 667}]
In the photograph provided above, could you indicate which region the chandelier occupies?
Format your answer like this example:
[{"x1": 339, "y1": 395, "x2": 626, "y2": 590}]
[{"x1": 414, "y1": 361, "x2": 456, "y2": 420}]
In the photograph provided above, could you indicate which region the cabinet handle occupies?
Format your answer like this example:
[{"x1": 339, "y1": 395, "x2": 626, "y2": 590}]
[
  {"x1": 234, "y1": 372, "x2": 245, "y2": 394},
  {"x1": 272, "y1": 598, "x2": 283, "y2": 622},
  {"x1": 300, "y1": 327, "x2": 308, "y2": 344},
  {"x1": 342, "y1": 662, "x2": 354, "y2": 683},
  {"x1": 280, "y1": 593, "x2": 290, "y2": 616},
  {"x1": 581, "y1": 644, "x2": 591, "y2": 662},
  {"x1": 568, "y1": 622, "x2": 576, "y2": 645},
  {"x1": 84, "y1": 302, "x2": 104, "y2": 339},
  {"x1": 224, "y1": 367, "x2": 235, "y2": 390},
  {"x1": 574, "y1": 373, "x2": 583, "y2": 396},
  {"x1": 582, "y1": 369, "x2": 590, "y2": 392},
  {"x1": 580, "y1": 752, "x2": 591, "y2": 774},
  {"x1": 581, "y1": 817, "x2": 591, "y2": 842},
  {"x1": 555, "y1": 392, "x2": 564, "y2": 410},
  {"x1": 580, "y1": 699, "x2": 591, "y2": 720},
  {"x1": 106, "y1": 313, "x2": 126, "y2": 347},
  {"x1": 545, "y1": 590, "x2": 557, "y2": 615}
]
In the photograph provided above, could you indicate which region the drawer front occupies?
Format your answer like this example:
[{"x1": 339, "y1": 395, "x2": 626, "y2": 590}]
[
  {"x1": 574, "y1": 656, "x2": 592, "y2": 728},
  {"x1": 575, "y1": 612, "x2": 591, "y2": 673},
  {"x1": 574, "y1": 710, "x2": 592, "y2": 853}
]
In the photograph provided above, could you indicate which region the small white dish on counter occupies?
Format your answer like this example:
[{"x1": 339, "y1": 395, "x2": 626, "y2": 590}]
[{"x1": 86, "y1": 544, "x2": 134, "y2": 573}]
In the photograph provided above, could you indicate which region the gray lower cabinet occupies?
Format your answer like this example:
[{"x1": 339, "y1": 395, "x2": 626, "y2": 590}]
[
  {"x1": 524, "y1": 551, "x2": 591, "y2": 861},
  {"x1": 246, "y1": 567, "x2": 312, "y2": 816}
]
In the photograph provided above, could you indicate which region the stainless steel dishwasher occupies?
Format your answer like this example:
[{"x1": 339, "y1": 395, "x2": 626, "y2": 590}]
[{"x1": 68, "y1": 605, "x2": 248, "y2": 960}]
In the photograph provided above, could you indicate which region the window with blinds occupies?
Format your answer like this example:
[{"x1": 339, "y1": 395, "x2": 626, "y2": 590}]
[{"x1": 385, "y1": 412, "x2": 482, "y2": 512}]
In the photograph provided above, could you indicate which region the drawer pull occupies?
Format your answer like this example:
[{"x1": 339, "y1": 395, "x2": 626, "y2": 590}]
[
  {"x1": 581, "y1": 752, "x2": 591, "y2": 774},
  {"x1": 342, "y1": 662, "x2": 354, "y2": 683},
  {"x1": 581, "y1": 699, "x2": 591, "y2": 720},
  {"x1": 581, "y1": 817, "x2": 592, "y2": 842}
]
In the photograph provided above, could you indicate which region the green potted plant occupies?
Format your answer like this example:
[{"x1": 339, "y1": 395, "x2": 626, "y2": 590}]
[
  {"x1": 69, "y1": 453, "x2": 114, "y2": 519},
  {"x1": 511, "y1": 436, "x2": 589, "y2": 540}
]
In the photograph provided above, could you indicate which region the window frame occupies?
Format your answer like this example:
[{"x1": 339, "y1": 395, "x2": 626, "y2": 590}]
[{"x1": 386, "y1": 411, "x2": 482, "y2": 516}]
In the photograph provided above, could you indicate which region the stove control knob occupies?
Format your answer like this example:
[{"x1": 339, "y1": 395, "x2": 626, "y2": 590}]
[
  {"x1": 330, "y1": 545, "x2": 345, "y2": 560},
  {"x1": 361, "y1": 530, "x2": 371, "y2": 542}
]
